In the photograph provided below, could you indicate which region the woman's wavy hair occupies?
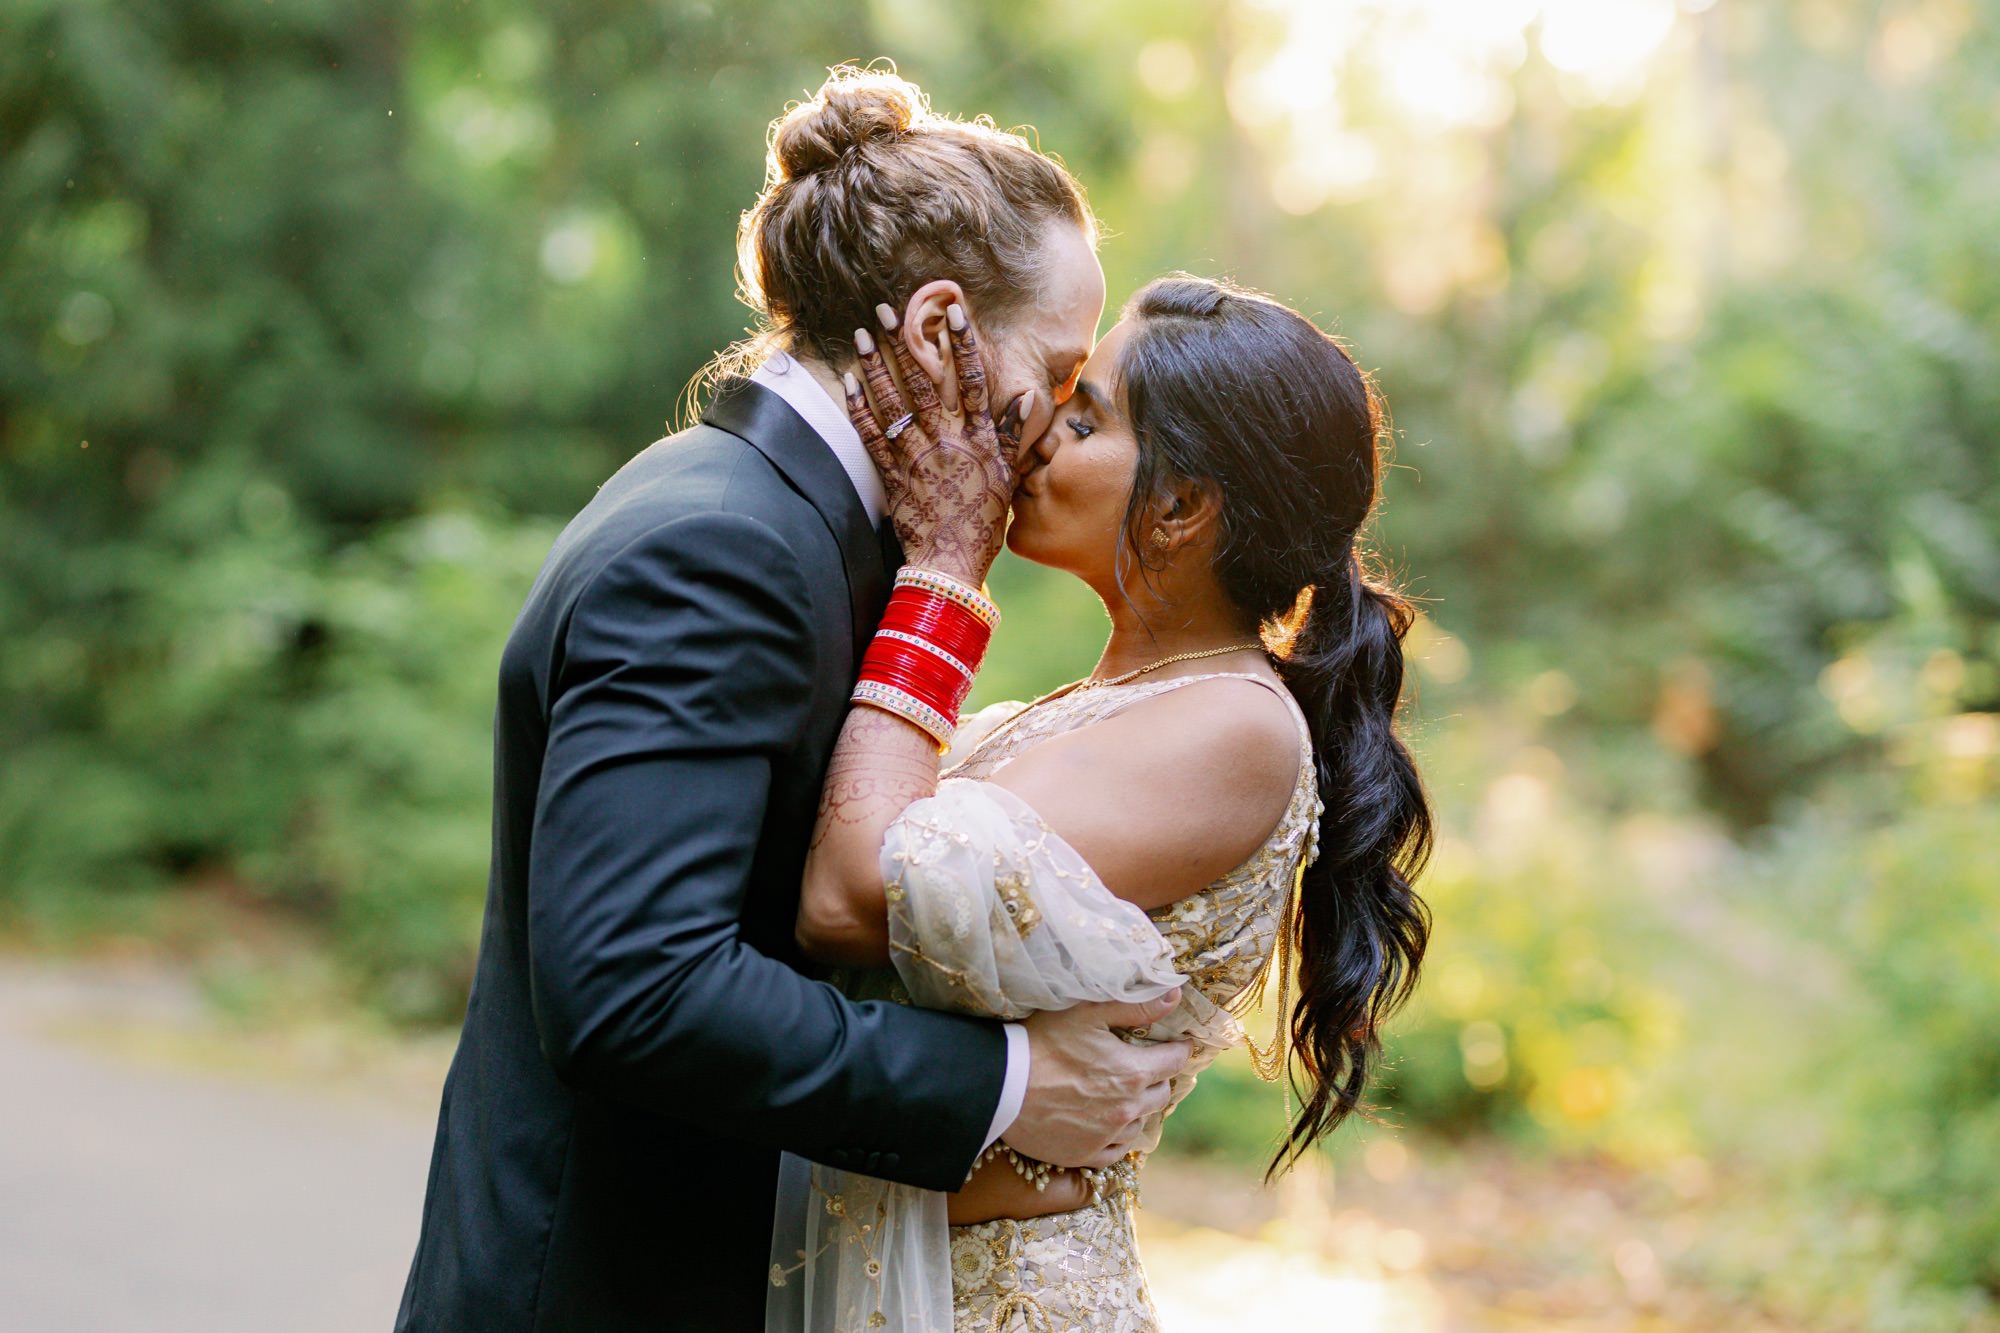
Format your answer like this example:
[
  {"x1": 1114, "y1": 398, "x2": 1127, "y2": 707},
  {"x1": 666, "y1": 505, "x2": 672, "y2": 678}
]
[
  {"x1": 1116, "y1": 275, "x2": 1433, "y2": 1174},
  {"x1": 688, "y1": 64, "x2": 1094, "y2": 415}
]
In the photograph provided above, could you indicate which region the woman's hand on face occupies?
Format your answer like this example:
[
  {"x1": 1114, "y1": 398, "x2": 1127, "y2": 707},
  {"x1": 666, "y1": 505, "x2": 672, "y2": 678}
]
[{"x1": 844, "y1": 302, "x2": 1033, "y2": 587}]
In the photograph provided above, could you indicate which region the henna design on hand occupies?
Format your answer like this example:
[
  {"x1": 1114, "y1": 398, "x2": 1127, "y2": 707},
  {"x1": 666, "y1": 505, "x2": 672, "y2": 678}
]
[
  {"x1": 844, "y1": 303, "x2": 1030, "y2": 586},
  {"x1": 876, "y1": 304, "x2": 943, "y2": 442}
]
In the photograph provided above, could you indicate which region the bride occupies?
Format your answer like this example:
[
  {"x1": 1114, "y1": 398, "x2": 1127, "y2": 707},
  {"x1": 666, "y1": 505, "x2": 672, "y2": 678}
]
[{"x1": 771, "y1": 273, "x2": 1433, "y2": 1331}]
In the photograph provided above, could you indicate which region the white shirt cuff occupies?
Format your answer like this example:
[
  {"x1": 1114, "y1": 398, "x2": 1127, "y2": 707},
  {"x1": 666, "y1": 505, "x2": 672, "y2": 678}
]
[{"x1": 981, "y1": 1023, "x2": 1030, "y2": 1151}]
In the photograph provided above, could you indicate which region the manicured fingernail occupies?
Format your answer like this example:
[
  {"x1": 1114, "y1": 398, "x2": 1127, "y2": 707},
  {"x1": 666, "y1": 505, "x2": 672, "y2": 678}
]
[
  {"x1": 999, "y1": 391, "x2": 1030, "y2": 438},
  {"x1": 875, "y1": 303, "x2": 898, "y2": 330},
  {"x1": 842, "y1": 371, "x2": 859, "y2": 396},
  {"x1": 854, "y1": 328, "x2": 874, "y2": 355},
  {"x1": 946, "y1": 303, "x2": 966, "y2": 331}
]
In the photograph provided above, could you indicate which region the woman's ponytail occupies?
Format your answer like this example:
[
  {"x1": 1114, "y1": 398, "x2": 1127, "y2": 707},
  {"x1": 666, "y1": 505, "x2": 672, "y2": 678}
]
[
  {"x1": 1269, "y1": 552, "x2": 1432, "y2": 1172},
  {"x1": 1116, "y1": 275, "x2": 1434, "y2": 1173}
]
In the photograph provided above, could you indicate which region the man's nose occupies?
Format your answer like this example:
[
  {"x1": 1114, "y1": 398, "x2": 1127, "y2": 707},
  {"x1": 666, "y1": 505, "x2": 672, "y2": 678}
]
[
  {"x1": 1018, "y1": 391, "x2": 1059, "y2": 455},
  {"x1": 1026, "y1": 419, "x2": 1062, "y2": 468}
]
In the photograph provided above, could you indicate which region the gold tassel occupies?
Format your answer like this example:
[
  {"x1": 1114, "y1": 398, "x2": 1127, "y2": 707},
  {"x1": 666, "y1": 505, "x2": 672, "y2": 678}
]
[
  {"x1": 988, "y1": 1288, "x2": 1058, "y2": 1332},
  {"x1": 1239, "y1": 856, "x2": 1303, "y2": 1095}
]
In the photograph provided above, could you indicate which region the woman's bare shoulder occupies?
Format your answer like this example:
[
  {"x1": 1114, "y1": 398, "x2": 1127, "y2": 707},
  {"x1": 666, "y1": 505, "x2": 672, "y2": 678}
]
[{"x1": 985, "y1": 674, "x2": 1304, "y2": 909}]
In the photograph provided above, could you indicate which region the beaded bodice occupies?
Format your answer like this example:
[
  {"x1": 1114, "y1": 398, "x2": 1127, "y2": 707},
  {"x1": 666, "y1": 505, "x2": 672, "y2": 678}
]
[
  {"x1": 785, "y1": 671, "x2": 1326, "y2": 1333},
  {"x1": 943, "y1": 671, "x2": 1323, "y2": 1012}
]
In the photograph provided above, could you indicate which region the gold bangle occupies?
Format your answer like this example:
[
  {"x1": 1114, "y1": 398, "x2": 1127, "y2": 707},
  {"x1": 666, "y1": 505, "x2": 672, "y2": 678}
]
[
  {"x1": 851, "y1": 680, "x2": 955, "y2": 752},
  {"x1": 894, "y1": 567, "x2": 1001, "y2": 629}
]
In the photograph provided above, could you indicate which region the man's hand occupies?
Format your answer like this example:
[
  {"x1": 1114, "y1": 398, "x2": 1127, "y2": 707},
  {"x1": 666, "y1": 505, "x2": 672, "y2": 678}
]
[
  {"x1": 843, "y1": 302, "x2": 1031, "y2": 587},
  {"x1": 1002, "y1": 992, "x2": 1192, "y2": 1170}
]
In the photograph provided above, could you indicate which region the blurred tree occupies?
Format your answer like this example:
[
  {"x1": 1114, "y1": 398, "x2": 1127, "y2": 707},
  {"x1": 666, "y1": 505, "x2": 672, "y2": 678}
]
[
  {"x1": 0, "y1": 0, "x2": 1153, "y2": 982},
  {"x1": 3, "y1": 0, "x2": 1997, "y2": 1317}
]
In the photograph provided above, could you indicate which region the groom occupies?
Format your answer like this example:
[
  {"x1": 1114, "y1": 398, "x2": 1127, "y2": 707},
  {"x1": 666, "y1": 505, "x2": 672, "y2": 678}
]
[{"x1": 394, "y1": 70, "x2": 1189, "y2": 1332}]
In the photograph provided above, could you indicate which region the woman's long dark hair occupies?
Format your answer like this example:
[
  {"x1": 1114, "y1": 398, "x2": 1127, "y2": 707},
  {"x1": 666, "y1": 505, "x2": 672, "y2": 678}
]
[{"x1": 1117, "y1": 275, "x2": 1433, "y2": 1174}]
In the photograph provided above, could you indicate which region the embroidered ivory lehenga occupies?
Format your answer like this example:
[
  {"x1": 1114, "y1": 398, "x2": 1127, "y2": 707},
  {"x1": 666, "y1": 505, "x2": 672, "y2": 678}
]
[{"x1": 768, "y1": 672, "x2": 1322, "y2": 1333}]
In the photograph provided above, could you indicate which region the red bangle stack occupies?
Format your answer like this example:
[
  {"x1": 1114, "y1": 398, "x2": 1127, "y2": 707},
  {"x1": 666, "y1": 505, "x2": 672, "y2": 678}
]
[{"x1": 852, "y1": 568, "x2": 1001, "y2": 751}]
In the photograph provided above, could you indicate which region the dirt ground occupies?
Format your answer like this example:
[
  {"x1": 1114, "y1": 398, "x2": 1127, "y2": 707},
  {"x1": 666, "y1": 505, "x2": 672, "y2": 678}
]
[{"x1": 0, "y1": 956, "x2": 1809, "y2": 1332}]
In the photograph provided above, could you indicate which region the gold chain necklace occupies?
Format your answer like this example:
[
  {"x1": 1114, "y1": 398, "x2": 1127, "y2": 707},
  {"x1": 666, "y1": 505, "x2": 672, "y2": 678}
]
[
  {"x1": 963, "y1": 641, "x2": 1269, "y2": 760},
  {"x1": 1078, "y1": 641, "x2": 1266, "y2": 690}
]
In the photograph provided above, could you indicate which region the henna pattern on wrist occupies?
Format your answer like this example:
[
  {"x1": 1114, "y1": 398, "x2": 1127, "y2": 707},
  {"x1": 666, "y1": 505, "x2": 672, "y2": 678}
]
[{"x1": 809, "y1": 707, "x2": 942, "y2": 853}]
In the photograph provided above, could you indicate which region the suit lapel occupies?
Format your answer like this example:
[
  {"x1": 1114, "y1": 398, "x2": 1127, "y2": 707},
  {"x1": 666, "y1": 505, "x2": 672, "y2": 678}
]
[{"x1": 704, "y1": 377, "x2": 886, "y2": 655}]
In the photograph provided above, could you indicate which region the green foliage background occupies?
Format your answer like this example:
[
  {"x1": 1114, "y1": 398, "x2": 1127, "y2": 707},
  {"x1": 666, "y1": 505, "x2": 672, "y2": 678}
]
[{"x1": 3, "y1": 0, "x2": 1996, "y2": 1323}]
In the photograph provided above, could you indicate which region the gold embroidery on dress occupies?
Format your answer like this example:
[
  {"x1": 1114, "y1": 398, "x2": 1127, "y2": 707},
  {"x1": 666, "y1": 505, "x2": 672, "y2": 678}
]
[
  {"x1": 994, "y1": 868, "x2": 1042, "y2": 938},
  {"x1": 932, "y1": 672, "x2": 1324, "y2": 1332},
  {"x1": 768, "y1": 1176, "x2": 898, "y2": 1328}
]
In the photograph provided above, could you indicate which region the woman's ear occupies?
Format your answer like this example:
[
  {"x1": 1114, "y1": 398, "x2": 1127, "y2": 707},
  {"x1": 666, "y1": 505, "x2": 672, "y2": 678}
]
[
  {"x1": 1161, "y1": 478, "x2": 1225, "y2": 549},
  {"x1": 899, "y1": 279, "x2": 966, "y2": 379}
]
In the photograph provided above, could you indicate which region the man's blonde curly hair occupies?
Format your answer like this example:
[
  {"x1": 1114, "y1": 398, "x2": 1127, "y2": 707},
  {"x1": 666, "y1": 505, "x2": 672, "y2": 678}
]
[{"x1": 720, "y1": 63, "x2": 1096, "y2": 383}]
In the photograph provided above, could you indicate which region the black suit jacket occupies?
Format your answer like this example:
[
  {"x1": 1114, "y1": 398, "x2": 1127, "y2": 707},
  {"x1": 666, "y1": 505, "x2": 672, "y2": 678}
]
[{"x1": 395, "y1": 379, "x2": 1006, "y2": 1332}]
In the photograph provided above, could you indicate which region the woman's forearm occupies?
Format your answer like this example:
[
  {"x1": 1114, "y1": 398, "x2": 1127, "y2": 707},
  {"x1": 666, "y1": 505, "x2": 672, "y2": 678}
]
[
  {"x1": 803, "y1": 308, "x2": 1010, "y2": 966},
  {"x1": 796, "y1": 705, "x2": 944, "y2": 966}
]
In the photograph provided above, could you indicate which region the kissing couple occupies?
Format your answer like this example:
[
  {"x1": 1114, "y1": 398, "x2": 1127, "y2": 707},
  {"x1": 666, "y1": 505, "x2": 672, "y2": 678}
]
[{"x1": 396, "y1": 64, "x2": 1432, "y2": 1333}]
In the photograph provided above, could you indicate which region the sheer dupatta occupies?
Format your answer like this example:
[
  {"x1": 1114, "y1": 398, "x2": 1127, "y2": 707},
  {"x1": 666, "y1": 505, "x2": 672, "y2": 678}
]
[{"x1": 766, "y1": 778, "x2": 1243, "y2": 1331}]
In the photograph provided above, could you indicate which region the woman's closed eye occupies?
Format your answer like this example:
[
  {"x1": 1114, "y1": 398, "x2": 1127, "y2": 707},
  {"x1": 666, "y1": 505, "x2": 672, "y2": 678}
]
[{"x1": 1066, "y1": 417, "x2": 1094, "y2": 440}]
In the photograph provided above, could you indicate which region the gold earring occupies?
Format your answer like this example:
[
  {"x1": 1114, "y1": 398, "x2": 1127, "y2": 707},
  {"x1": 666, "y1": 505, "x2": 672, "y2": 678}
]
[{"x1": 1148, "y1": 527, "x2": 1171, "y2": 550}]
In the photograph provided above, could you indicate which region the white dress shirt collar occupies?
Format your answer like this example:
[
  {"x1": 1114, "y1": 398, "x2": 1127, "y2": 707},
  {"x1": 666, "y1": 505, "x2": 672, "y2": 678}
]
[{"x1": 750, "y1": 353, "x2": 886, "y2": 527}]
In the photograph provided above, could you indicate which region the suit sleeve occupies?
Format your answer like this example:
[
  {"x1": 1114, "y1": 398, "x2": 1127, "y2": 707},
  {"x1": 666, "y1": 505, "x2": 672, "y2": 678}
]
[{"x1": 525, "y1": 509, "x2": 1006, "y2": 1191}]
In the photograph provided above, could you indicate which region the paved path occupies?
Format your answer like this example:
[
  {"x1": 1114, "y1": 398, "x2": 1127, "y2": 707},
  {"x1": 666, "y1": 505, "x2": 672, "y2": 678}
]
[
  {"x1": 0, "y1": 958, "x2": 1449, "y2": 1333},
  {"x1": 0, "y1": 953, "x2": 1862, "y2": 1332},
  {"x1": 0, "y1": 959, "x2": 1486, "y2": 1331},
  {"x1": 0, "y1": 962, "x2": 437, "y2": 1333}
]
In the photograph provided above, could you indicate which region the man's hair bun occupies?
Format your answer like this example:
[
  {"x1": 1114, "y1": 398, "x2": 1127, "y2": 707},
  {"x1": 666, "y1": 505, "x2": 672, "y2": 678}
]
[
  {"x1": 771, "y1": 67, "x2": 923, "y2": 182},
  {"x1": 720, "y1": 60, "x2": 1094, "y2": 383}
]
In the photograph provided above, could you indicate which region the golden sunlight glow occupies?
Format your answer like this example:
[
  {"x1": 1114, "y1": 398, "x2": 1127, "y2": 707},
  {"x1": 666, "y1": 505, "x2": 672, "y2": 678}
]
[
  {"x1": 1140, "y1": 1221, "x2": 1442, "y2": 1332},
  {"x1": 1242, "y1": 0, "x2": 1687, "y2": 124},
  {"x1": 1539, "y1": 0, "x2": 1678, "y2": 97},
  {"x1": 1233, "y1": 0, "x2": 1693, "y2": 219},
  {"x1": 1136, "y1": 38, "x2": 1202, "y2": 100}
]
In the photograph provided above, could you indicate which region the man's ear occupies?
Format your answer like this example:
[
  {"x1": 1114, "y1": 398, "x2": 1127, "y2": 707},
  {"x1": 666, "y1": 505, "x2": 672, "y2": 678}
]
[{"x1": 900, "y1": 279, "x2": 966, "y2": 379}]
